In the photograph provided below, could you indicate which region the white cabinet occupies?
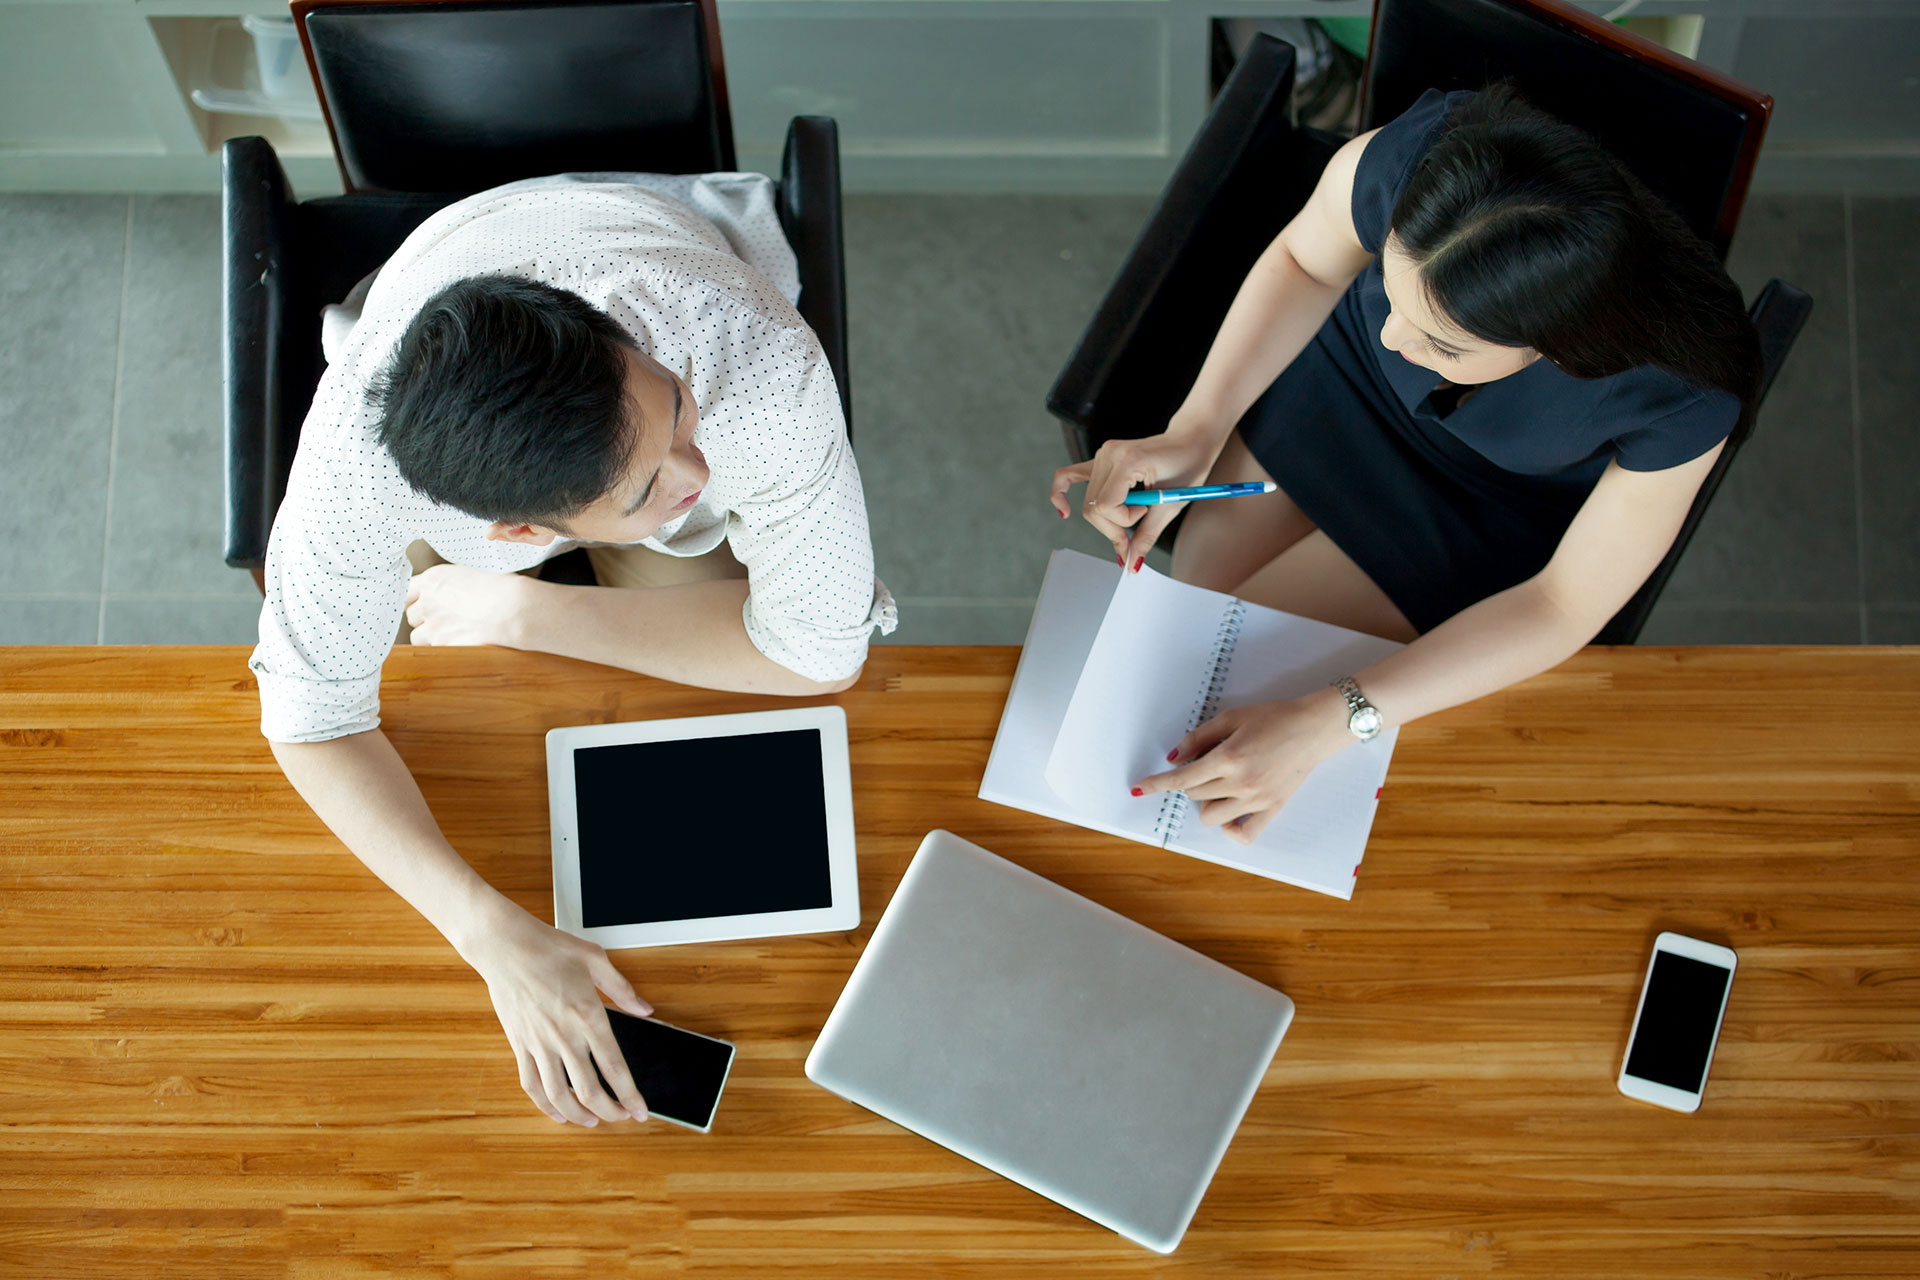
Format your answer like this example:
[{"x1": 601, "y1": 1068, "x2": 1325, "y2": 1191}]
[
  {"x1": 0, "y1": 6, "x2": 160, "y2": 152},
  {"x1": 0, "y1": 0, "x2": 1911, "y2": 194}
]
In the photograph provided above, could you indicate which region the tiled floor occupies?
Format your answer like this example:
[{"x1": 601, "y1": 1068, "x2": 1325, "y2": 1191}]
[{"x1": 0, "y1": 190, "x2": 1915, "y2": 646}]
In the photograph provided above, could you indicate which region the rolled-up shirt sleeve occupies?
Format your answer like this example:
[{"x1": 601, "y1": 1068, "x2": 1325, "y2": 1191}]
[
  {"x1": 249, "y1": 384, "x2": 411, "y2": 743},
  {"x1": 720, "y1": 321, "x2": 893, "y2": 683}
]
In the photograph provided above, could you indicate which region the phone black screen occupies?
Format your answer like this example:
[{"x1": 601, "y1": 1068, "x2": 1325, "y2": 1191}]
[
  {"x1": 573, "y1": 730, "x2": 832, "y2": 928},
  {"x1": 1624, "y1": 951, "x2": 1732, "y2": 1093},
  {"x1": 595, "y1": 1009, "x2": 735, "y2": 1129}
]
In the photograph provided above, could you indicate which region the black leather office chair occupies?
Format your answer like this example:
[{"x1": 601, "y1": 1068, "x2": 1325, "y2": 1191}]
[
  {"x1": 223, "y1": 0, "x2": 850, "y2": 588},
  {"x1": 1049, "y1": 0, "x2": 1814, "y2": 644}
]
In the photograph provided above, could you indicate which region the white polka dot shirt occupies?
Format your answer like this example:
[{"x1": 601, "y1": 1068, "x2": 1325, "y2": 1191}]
[{"x1": 249, "y1": 173, "x2": 895, "y2": 744}]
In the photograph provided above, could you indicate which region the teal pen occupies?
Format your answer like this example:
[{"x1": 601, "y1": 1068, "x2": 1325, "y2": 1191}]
[{"x1": 1122, "y1": 480, "x2": 1277, "y2": 506}]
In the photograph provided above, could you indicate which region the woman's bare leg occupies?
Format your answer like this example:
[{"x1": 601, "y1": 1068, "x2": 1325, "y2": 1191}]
[
  {"x1": 1170, "y1": 430, "x2": 1318, "y2": 592},
  {"x1": 1234, "y1": 530, "x2": 1418, "y2": 643}
]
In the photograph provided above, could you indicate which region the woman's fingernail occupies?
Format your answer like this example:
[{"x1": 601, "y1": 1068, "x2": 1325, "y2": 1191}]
[
  {"x1": 1129, "y1": 787, "x2": 1143, "y2": 797},
  {"x1": 1059, "y1": 508, "x2": 1067, "y2": 519},
  {"x1": 1132, "y1": 556, "x2": 1143, "y2": 573},
  {"x1": 1167, "y1": 749, "x2": 1179, "y2": 762},
  {"x1": 1117, "y1": 553, "x2": 1125, "y2": 567}
]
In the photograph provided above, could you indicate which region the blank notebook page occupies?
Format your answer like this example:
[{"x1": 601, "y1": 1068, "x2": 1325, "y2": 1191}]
[
  {"x1": 1174, "y1": 601, "x2": 1401, "y2": 880},
  {"x1": 1045, "y1": 564, "x2": 1402, "y2": 876},
  {"x1": 1043, "y1": 567, "x2": 1227, "y2": 840}
]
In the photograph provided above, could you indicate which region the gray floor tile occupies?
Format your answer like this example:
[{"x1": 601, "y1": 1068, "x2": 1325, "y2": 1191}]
[
  {"x1": 846, "y1": 194, "x2": 1156, "y2": 601},
  {"x1": 1851, "y1": 197, "x2": 1920, "y2": 605},
  {"x1": 1865, "y1": 606, "x2": 1920, "y2": 645},
  {"x1": 1638, "y1": 601, "x2": 1862, "y2": 645},
  {"x1": 101, "y1": 596, "x2": 262, "y2": 644},
  {"x1": 1660, "y1": 195, "x2": 1859, "y2": 607},
  {"x1": 0, "y1": 599, "x2": 101, "y2": 644},
  {"x1": 875, "y1": 599, "x2": 1039, "y2": 645},
  {"x1": 0, "y1": 195, "x2": 129, "y2": 597},
  {"x1": 107, "y1": 196, "x2": 249, "y2": 599}
]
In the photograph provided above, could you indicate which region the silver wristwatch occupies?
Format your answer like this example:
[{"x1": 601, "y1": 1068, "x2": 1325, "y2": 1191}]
[{"x1": 1331, "y1": 675, "x2": 1384, "y2": 742}]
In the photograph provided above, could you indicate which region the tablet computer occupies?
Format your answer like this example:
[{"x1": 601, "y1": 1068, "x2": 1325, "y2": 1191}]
[{"x1": 547, "y1": 706, "x2": 860, "y2": 949}]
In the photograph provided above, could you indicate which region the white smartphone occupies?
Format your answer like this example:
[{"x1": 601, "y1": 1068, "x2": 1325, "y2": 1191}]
[
  {"x1": 1617, "y1": 931, "x2": 1737, "y2": 1113},
  {"x1": 591, "y1": 1009, "x2": 737, "y2": 1133}
]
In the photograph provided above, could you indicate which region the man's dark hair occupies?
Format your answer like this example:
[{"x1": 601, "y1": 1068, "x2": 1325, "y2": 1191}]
[{"x1": 372, "y1": 274, "x2": 639, "y2": 528}]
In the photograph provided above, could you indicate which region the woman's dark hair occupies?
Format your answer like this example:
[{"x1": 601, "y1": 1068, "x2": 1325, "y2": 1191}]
[
  {"x1": 372, "y1": 275, "x2": 639, "y2": 529},
  {"x1": 1391, "y1": 84, "x2": 1761, "y2": 432}
]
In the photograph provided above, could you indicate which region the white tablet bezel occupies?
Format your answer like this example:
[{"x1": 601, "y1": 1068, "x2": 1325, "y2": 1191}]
[{"x1": 547, "y1": 706, "x2": 860, "y2": 949}]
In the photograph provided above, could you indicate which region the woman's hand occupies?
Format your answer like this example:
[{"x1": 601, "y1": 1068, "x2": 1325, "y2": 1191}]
[
  {"x1": 1048, "y1": 425, "x2": 1226, "y2": 572},
  {"x1": 458, "y1": 898, "x2": 655, "y2": 1126},
  {"x1": 1132, "y1": 689, "x2": 1357, "y2": 843}
]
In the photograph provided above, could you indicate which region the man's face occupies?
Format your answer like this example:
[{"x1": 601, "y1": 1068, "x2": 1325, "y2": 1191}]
[{"x1": 488, "y1": 347, "x2": 709, "y2": 548}]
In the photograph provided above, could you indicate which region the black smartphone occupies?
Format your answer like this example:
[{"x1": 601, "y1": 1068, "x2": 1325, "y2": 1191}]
[{"x1": 590, "y1": 1008, "x2": 737, "y2": 1132}]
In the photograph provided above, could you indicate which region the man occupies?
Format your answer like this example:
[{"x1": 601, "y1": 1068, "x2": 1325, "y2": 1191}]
[{"x1": 251, "y1": 173, "x2": 892, "y2": 1129}]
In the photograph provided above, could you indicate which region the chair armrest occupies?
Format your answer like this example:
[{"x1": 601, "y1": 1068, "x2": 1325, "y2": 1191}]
[
  {"x1": 222, "y1": 136, "x2": 299, "y2": 571},
  {"x1": 1595, "y1": 277, "x2": 1812, "y2": 644},
  {"x1": 1047, "y1": 36, "x2": 1324, "y2": 461},
  {"x1": 778, "y1": 116, "x2": 852, "y2": 436},
  {"x1": 1744, "y1": 277, "x2": 1813, "y2": 442}
]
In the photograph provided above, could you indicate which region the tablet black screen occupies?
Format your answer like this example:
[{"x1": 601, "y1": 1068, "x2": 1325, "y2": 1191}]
[{"x1": 574, "y1": 729, "x2": 833, "y2": 927}]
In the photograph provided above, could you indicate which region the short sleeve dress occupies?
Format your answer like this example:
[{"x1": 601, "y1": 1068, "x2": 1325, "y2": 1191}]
[{"x1": 1236, "y1": 88, "x2": 1739, "y2": 633}]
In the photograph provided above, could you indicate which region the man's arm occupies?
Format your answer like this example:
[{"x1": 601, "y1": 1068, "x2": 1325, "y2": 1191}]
[
  {"x1": 403, "y1": 572, "x2": 859, "y2": 694},
  {"x1": 271, "y1": 727, "x2": 656, "y2": 1126},
  {"x1": 515, "y1": 577, "x2": 857, "y2": 695}
]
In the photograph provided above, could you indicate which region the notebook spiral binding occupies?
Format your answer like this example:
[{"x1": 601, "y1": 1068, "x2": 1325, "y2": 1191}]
[{"x1": 1151, "y1": 598, "x2": 1247, "y2": 844}]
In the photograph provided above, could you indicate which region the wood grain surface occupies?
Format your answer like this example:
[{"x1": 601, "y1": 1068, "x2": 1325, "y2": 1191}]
[{"x1": 1, "y1": 644, "x2": 1917, "y2": 1278}]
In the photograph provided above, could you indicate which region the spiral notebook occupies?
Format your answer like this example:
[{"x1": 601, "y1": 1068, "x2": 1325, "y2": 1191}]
[{"x1": 980, "y1": 549, "x2": 1404, "y2": 899}]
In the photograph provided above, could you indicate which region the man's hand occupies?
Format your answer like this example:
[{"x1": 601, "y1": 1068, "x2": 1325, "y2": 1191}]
[
  {"x1": 461, "y1": 898, "x2": 655, "y2": 1125},
  {"x1": 406, "y1": 564, "x2": 536, "y2": 648},
  {"x1": 1132, "y1": 689, "x2": 1355, "y2": 844}
]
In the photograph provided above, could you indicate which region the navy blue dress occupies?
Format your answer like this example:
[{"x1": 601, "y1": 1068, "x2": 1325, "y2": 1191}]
[{"x1": 1238, "y1": 89, "x2": 1738, "y2": 633}]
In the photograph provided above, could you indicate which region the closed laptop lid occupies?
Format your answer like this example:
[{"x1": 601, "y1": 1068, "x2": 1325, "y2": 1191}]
[{"x1": 806, "y1": 830, "x2": 1294, "y2": 1253}]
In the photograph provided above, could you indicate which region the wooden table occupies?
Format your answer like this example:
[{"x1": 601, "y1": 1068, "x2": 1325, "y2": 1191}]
[{"x1": 2, "y1": 645, "x2": 1917, "y2": 1277}]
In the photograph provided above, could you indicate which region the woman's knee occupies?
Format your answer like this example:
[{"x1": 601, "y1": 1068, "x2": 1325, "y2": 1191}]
[
  {"x1": 1169, "y1": 486, "x2": 1318, "y2": 591},
  {"x1": 1170, "y1": 502, "x2": 1250, "y2": 590}
]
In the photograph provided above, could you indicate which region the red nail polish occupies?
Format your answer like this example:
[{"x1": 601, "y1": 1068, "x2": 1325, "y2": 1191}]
[
  {"x1": 1117, "y1": 553, "x2": 1125, "y2": 567},
  {"x1": 1129, "y1": 787, "x2": 1143, "y2": 797},
  {"x1": 1059, "y1": 508, "x2": 1067, "y2": 518},
  {"x1": 1167, "y1": 749, "x2": 1179, "y2": 762},
  {"x1": 1132, "y1": 556, "x2": 1143, "y2": 573}
]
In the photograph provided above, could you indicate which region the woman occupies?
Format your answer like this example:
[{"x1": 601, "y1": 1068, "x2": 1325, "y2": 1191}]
[{"x1": 1049, "y1": 85, "x2": 1760, "y2": 844}]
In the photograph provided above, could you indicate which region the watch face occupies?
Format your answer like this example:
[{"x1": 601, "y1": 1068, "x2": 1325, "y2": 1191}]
[{"x1": 1351, "y1": 706, "x2": 1384, "y2": 738}]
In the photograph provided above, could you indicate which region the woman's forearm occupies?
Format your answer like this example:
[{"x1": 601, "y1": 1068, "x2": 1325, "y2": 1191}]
[
  {"x1": 1170, "y1": 235, "x2": 1353, "y2": 444},
  {"x1": 1352, "y1": 579, "x2": 1597, "y2": 731}
]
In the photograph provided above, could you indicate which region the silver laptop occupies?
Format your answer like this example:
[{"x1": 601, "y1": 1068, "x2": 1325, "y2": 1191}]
[{"x1": 805, "y1": 830, "x2": 1294, "y2": 1253}]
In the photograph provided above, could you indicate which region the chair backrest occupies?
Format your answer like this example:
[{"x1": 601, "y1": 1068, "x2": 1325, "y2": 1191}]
[
  {"x1": 1594, "y1": 278, "x2": 1811, "y2": 643},
  {"x1": 1362, "y1": 0, "x2": 1769, "y2": 259},
  {"x1": 292, "y1": 0, "x2": 735, "y2": 194},
  {"x1": 1048, "y1": 38, "x2": 1330, "y2": 460}
]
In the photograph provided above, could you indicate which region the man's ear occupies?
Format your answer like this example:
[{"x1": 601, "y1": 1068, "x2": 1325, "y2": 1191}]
[{"x1": 486, "y1": 521, "x2": 559, "y2": 547}]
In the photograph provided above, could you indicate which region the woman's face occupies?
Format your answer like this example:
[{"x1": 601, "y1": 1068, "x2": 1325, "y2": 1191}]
[{"x1": 1378, "y1": 239, "x2": 1540, "y2": 384}]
